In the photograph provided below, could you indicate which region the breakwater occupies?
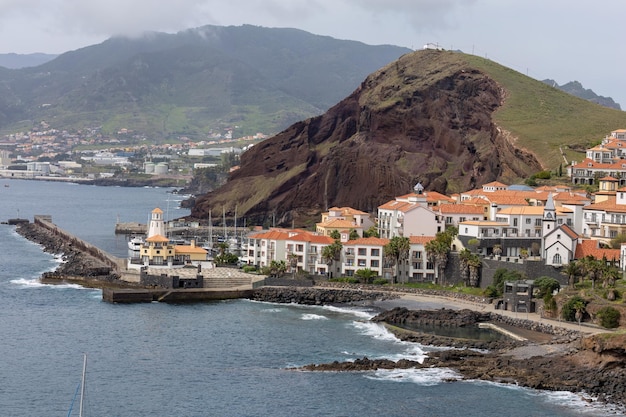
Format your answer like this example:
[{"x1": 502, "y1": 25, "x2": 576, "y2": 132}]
[{"x1": 249, "y1": 286, "x2": 399, "y2": 305}]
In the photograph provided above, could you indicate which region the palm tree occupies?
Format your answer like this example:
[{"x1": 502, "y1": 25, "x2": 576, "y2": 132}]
[
  {"x1": 288, "y1": 253, "x2": 299, "y2": 279},
  {"x1": 355, "y1": 268, "x2": 377, "y2": 284},
  {"x1": 467, "y1": 254, "x2": 482, "y2": 287},
  {"x1": 322, "y1": 241, "x2": 342, "y2": 278},
  {"x1": 572, "y1": 299, "x2": 586, "y2": 325},
  {"x1": 383, "y1": 236, "x2": 410, "y2": 284},
  {"x1": 562, "y1": 261, "x2": 581, "y2": 288},
  {"x1": 425, "y1": 238, "x2": 449, "y2": 285},
  {"x1": 459, "y1": 248, "x2": 472, "y2": 285}
]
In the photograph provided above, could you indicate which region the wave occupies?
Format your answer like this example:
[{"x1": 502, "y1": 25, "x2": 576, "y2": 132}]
[
  {"x1": 366, "y1": 367, "x2": 461, "y2": 386},
  {"x1": 301, "y1": 313, "x2": 328, "y2": 321},
  {"x1": 10, "y1": 278, "x2": 85, "y2": 290},
  {"x1": 259, "y1": 307, "x2": 285, "y2": 313},
  {"x1": 320, "y1": 304, "x2": 376, "y2": 320},
  {"x1": 469, "y1": 379, "x2": 621, "y2": 416}
]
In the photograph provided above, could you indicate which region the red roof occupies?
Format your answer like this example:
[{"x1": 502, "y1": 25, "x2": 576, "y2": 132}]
[
  {"x1": 344, "y1": 237, "x2": 390, "y2": 246},
  {"x1": 575, "y1": 240, "x2": 620, "y2": 261}
]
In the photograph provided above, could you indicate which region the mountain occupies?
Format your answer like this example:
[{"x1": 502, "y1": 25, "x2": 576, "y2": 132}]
[
  {"x1": 0, "y1": 53, "x2": 57, "y2": 69},
  {"x1": 191, "y1": 50, "x2": 626, "y2": 226},
  {"x1": 542, "y1": 79, "x2": 621, "y2": 110},
  {"x1": 0, "y1": 25, "x2": 410, "y2": 138}
]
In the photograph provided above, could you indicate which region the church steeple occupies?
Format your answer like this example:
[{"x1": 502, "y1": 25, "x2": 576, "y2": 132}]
[
  {"x1": 542, "y1": 193, "x2": 556, "y2": 236},
  {"x1": 413, "y1": 182, "x2": 424, "y2": 195}
]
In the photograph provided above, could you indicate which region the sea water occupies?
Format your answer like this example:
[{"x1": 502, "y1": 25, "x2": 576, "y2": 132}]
[{"x1": 0, "y1": 179, "x2": 619, "y2": 416}]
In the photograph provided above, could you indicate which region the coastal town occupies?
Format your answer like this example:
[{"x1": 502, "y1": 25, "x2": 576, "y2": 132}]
[{"x1": 0, "y1": 121, "x2": 265, "y2": 181}]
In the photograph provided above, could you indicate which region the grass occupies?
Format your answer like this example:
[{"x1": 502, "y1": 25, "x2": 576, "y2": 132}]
[{"x1": 463, "y1": 53, "x2": 626, "y2": 170}]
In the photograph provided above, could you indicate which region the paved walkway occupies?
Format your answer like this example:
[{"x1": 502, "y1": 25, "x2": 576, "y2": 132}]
[{"x1": 378, "y1": 292, "x2": 608, "y2": 335}]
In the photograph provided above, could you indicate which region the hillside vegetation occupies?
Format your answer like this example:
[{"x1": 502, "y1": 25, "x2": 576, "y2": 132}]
[
  {"x1": 463, "y1": 55, "x2": 626, "y2": 169},
  {"x1": 191, "y1": 50, "x2": 626, "y2": 225},
  {"x1": 0, "y1": 25, "x2": 410, "y2": 140}
]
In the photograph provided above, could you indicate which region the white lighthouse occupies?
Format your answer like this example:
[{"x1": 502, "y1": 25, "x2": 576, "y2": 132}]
[{"x1": 147, "y1": 207, "x2": 166, "y2": 238}]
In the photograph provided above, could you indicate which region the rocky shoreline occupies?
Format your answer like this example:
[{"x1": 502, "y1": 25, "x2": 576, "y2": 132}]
[
  {"x1": 294, "y1": 306, "x2": 626, "y2": 410},
  {"x1": 14, "y1": 222, "x2": 137, "y2": 288},
  {"x1": 10, "y1": 221, "x2": 626, "y2": 409}
]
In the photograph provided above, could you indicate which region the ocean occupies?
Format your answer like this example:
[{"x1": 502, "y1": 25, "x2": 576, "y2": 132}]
[{"x1": 0, "y1": 179, "x2": 617, "y2": 416}]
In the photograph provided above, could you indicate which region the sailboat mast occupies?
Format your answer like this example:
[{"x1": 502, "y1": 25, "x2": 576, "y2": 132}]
[{"x1": 79, "y1": 353, "x2": 87, "y2": 417}]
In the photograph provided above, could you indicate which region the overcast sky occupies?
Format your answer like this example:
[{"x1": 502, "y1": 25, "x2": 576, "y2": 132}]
[{"x1": 1, "y1": 0, "x2": 625, "y2": 108}]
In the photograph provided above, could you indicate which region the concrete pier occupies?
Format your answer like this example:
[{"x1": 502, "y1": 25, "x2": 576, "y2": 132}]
[{"x1": 102, "y1": 287, "x2": 255, "y2": 303}]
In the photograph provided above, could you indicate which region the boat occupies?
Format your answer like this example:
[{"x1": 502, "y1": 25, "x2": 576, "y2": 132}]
[
  {"x1": 67, "y1": 353, "x2": 87, "y2": 417},
  {"x1": 128, "y1": 236, "x2": 144, "y2": 251}
]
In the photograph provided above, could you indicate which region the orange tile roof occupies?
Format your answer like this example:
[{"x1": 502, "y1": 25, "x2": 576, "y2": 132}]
[
  {"x1": 571, "y1": 158, "x2": 626, "y2": 171},
  {"x1": 146, "y1": 234, "x2": 169, "y2": 242},
  {"x1": 288, "y1": 233, "x2": 335, "y2": 244},
  {"x1": 327, "y1": 206, "x2": 368, "y2": 215},
  {"x1": 317, "y1": 219, "x2": 359, "y2": 229},
  {"x1": 584, "y1": 198, "x2": 626, "y2": 213},
  {"x1": 250, "y1": 230, "x2": 291, "y2": 240},
  {"x1": 483, "y1": 181, "x2": 508, "y2": 188},
  {"x1": 438, "y1": 204, "x2": 485, "y2": 214},
  {"x1": 344, "y1": 237, "x2": 390, "y2": 246},
  {"x1": 409, "y1": 235, "x2": 435, "y2": 244},
  {"x1": 574, "y1": 240, "x2": 620, "y2": 261},
  {"x1": 175, "y1": 245, "x2": 208, "y2": 254},
  {"x1": 559, "y1": 224, "x2": 579, "y2": 240}
]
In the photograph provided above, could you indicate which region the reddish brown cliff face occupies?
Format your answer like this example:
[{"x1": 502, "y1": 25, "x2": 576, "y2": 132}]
[{"x1": 191, "y1": 50, "x2": 541, "y2": 226}]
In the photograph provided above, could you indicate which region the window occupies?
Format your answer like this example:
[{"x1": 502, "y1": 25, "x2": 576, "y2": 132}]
[
  {"x1": 413, "y1": 251, "x2": 422, "y2": 259},
  {"x1": 296, "y1": 244, "x2": 304, "y2": 252},
  {"x1": 526, "y1": 218, "x2": 531, "y2": 224},
  {"x1": 552, "y1": 253, "x2": 562, "y2": 264},
  {"x1": 535, "y1": 219, "x2": 542, "y2": 226},
  {"x1": 346, "y1": 259, "x2": 354, "y2": 266},
  {"x1": 426, "y1": 261, "x2": 434, "y2": 270},
  {"x1": 370, "y1": 260, "x2": 379, "y2": 267},
  {"x1": 371, "y1": 248, "x2": 380, "y2": 256},
  {"x1": 414, "y1": 262, "x2": 422, "y2": 270},
  {"x1": 358, "y1": 259, "x2": 366, "y2": 267},
  {"x1": 287, "y1": 244, "x2": 293, "y2": 252},
  {"x1": 358, "y1": 248, "x2": 367, "y2": 256},
  {"x1": 513, "y1": 218, "x2": 518, "y2": 227}
]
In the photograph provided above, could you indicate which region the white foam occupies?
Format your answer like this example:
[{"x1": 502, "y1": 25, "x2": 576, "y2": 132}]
[
  {"x1": 10, "y1": 278, "x2": 85, "y2": 290},
  {"x1": 321, "y1": 304, "x2": 376, "y2": 319},
  {"x1": 301, "y1": 313, "x2": 328, "y2": 321},
  {"x1": 260, "y1": 307, "x2": 285, "y2": 313},
  {"x1": 469, "y1": 379, "x2": 621, "y2": 416},
  {"x1": 366, "y1": 367, "x2": 461, "y2": 386},
  {"x1": 351, "y1": 320, "x2": 399, "y2": 342}
]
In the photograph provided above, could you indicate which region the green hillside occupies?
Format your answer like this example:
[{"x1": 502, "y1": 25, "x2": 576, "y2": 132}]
[
  {"x1": 0, "y1": 25, "x2": 410, "y2": 140},
  {"x1": 463, "y1": 54, "x2": 626, "y2": 169}
]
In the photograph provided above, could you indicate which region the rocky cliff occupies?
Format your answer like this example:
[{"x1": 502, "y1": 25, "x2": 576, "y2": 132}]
[{"x1": 191, "y1": 50, "x2": 542, "y2": 226}]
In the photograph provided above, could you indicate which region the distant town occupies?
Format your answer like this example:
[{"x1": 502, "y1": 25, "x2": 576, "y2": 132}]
[{"x1": 0, "y1": 121, "x2": 269, "y2": 182}]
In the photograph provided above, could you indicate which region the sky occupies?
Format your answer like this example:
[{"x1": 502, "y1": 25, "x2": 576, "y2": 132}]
[{"x1": 0, "y1": 0, "x2": 625, "y2": 107}]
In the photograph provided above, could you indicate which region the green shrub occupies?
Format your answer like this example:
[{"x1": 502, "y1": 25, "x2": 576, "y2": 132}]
[
  {"x1": 543, "y1": 293, "x2": 557, "y2": 313},
  {"x1": 535, "y1": 170, "x2": 552, "y2": 179},
  {"x1": 242, "y1": 265, "x2": 257, "y2": 273},
  {"x1": 596, "y1": 306, "x2": 621, "y2": 329},
  {"x1": 372, "y1": 278, "x2": 389, "y2": 285},
  {"x1": 534, "y1": 276, "x2": 560, "y2": 298},
  {"x1": 561, "y1": 296, "x2": 588, "y2": 322},
  {"x1": 483, "y1": 285, "x2": 498, "y2": 298}
]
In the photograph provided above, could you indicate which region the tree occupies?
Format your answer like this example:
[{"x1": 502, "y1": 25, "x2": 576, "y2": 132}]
[
  {"x1": 329, "y1": 230, "x2": 341, "y2": 240},
  {"x1": 533, "y1": 276, "x2": 560, "y2": 298},
  {"x1": 561, "y1": 296, "x2": 588, "y2": 323},
  {"x1": 363, "y1": 226, "x2": 379, "y2": 238},
  {"x1": 492, "y1": 244, "x2": 502, "y2": 257},
  {"x1": 348, "y1": 229, "x2": 360, "y2": 241},
  {"x1": 322, "y1": 240, "x2": 342, "y2": 278},
  {"x1": 355, "y1": 268, "x2": 377, "y2": 284},
  {"x1": 383, "y1": 236, "x2": 410, "y2": 284},
  {"x1": 268, "y1": 260, "x2": 287, "y2": 278},
  {"x1": 467, "y1": 238, "x2": 479, "y2": 254},
  {"x1": 288, "y1": 253, "x2": 299, "y2": 279},
  {"x1": 561, "y1": 261, "x2": 581, "y2": 288},
  {"x1": 459, "y1": 248, "x2": 481, "y2": 287},
  {"x1": 425, "y1": 236, "x2": 450, "y2": 285}
]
